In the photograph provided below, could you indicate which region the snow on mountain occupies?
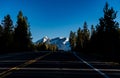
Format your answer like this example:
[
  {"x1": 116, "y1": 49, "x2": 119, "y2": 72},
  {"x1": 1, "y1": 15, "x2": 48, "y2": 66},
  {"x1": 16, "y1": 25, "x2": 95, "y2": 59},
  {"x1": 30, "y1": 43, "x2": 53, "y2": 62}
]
[
  {"x1": 36, "y1": 36, "x2": 50, "y2": 44},
  {"x1": 36, "y1": 36, "x2": 71, "y2": 51}
]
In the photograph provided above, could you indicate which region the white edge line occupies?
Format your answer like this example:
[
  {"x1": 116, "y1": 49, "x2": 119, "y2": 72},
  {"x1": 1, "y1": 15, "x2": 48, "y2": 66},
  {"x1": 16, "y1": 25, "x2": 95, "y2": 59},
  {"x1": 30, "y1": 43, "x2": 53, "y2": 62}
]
[{"x1": 73, "y1": 52, "x2": 110, "y2": 78}]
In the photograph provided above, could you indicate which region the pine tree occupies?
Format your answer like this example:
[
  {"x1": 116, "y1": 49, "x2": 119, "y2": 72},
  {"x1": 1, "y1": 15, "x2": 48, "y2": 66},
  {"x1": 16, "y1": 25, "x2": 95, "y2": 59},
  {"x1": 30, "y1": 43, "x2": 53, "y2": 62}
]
[
  {"x1": 69, "y1": 31, "x2": 76, "y2": 51},
  {"x1": 76, "y1": 27, "x2": 83, "y2": 51},
  {"x1": 91, "y1": 2, "x2": 120, "y2": 59},
  {"x1": 82, "y1": 22, "x2": 90, "y2": 51},
  {"x1": 14, "y1": 11, "x2": 32, "y2": 51},
  {"x1": 2, "y1": 14, "x2": 14, "y2": 51},
  {"x1": 0, "y1": 25, "x2": 3, "y2": 51},
  {"x1": 91, "y1": 25, "x2": 95, "y2": 36}
]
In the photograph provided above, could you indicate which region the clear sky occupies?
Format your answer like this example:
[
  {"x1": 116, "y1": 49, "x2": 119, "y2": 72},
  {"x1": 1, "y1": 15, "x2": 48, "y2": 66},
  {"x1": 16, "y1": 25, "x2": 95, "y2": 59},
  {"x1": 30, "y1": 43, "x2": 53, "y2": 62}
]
[{"x1": 0, "y1": 0, "x2": 120, "y2": 42}]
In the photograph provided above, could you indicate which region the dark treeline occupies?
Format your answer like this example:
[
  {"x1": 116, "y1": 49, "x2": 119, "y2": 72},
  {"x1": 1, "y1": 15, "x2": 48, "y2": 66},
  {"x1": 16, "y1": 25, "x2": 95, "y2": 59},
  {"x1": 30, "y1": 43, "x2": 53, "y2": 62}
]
[
  {"x1": 0, "y1": 11, "x2": 33, "y2": 52},
  {"x1": 0, "y1": 11, "x2": 58, "y2": 52},
  {"x1": 69, "y1": 3, "x2": 120, "y2": 62}
]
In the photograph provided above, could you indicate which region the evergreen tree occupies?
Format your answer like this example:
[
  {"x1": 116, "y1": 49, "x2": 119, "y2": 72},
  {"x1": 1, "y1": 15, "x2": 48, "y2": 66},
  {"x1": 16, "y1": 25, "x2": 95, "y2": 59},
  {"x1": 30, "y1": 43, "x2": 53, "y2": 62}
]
[
  {"x1": 14, "y1": 11, "x2": 32, "y2": 51},
  {"x1": 0, "y1": 25, "x2": 3, "y2": 51},
  {"x1": 82, "y1": 22, "x2": 90, "y2": 51},
  {"x1": 69, "y1": 31, "x2": 76, "y2": 51},
  {"x1": 0, "y1": 25, "x2": 3, "y2": 38},
  {"x1": 91, "y1": 25, "x2": 95, "y2": 36},
  {"x1": 2, "y1": 14, "x2": 14, "y2": 51},
  {"x1": 88, "y1": 24, "x2": 97, "y2": 53},
  {"x1": 91, "y1": 2, "x2": 120, "y2": 60},
  {"x1": 76, "y1": 27, "x2": 83, "y2": 51}
]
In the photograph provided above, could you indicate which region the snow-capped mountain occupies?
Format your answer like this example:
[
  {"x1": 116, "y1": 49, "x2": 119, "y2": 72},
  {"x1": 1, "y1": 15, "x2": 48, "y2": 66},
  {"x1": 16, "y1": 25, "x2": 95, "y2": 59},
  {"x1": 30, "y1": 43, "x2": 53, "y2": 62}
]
[
  {"x1": 36, "y1": 36, "x2": 71, "y2": 51},
  {"x1": 36, "y1": 36, "x2": 50, "y2": 44}
]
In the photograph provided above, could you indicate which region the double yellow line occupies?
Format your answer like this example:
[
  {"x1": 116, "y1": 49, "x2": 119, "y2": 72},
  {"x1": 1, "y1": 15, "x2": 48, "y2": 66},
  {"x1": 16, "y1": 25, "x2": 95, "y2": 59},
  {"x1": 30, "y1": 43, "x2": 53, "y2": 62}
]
[{"x1": 0, "y1": 52, "x2": 51, "y2": 78}]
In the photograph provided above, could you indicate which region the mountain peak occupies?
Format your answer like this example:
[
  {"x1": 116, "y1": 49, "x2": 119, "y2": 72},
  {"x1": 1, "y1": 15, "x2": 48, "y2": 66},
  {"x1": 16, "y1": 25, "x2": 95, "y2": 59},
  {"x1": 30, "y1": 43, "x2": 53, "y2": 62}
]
[
  {"x1": 36, "y1": 36, "x2": 71, "y2": 51},
  {"x1": 43, "y1": 36, "x2": 49, "y2": 42},
  {"x1": 44, "y1": 36, "x2": 48, "y2": 39},
  {"x1": 35, "y1": 36, "x2": 49, "y2": 44}
]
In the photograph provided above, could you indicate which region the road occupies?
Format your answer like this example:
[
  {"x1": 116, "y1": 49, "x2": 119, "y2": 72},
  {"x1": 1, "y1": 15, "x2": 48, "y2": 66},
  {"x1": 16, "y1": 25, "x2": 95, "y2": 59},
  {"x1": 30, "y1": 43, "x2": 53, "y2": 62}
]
[{"x1": 0, "y1": 51, "x2": 119, "y2": 78}]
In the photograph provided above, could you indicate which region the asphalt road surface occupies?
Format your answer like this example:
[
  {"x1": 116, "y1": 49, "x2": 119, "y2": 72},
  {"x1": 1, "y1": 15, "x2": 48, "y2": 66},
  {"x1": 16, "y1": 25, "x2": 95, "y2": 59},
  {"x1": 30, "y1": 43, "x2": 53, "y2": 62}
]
[{"x1": 0, "y1": 51, "x2": 119, "y2": 78}]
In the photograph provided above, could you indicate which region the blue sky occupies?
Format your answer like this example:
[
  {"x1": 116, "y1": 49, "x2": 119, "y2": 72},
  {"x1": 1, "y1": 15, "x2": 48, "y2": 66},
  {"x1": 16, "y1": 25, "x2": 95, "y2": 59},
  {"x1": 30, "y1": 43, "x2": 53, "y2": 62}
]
[{"x1": 0, "y1": 0, "x2": 120, "y2": 42}]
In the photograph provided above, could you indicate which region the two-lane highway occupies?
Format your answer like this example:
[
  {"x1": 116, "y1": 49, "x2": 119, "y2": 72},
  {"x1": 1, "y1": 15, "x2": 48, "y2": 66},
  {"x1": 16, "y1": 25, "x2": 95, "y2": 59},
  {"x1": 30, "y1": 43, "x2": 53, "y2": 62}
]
[
  {"x1": 0, "y1": 51, "x2": 120, "y2": 78},
  {"x1": 0, "y1": 52, "x2": 50, "y2": 78}
]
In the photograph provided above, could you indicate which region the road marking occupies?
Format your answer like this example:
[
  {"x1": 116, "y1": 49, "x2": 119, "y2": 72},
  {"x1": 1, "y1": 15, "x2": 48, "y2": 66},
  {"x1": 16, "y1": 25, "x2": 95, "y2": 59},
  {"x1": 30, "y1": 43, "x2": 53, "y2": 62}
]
[
  {"x1": 0, "y1": 72, "x2": 12, "y2": 78},
  {"x1": 73, "y1": 52, "x2": 110, "y2": 78},
  {"x1": 0, "y1": 52, "x2": 51, "y2": 78},
  {"x1": 0, "y1": 67, "x2": 120, "y2": 72}
]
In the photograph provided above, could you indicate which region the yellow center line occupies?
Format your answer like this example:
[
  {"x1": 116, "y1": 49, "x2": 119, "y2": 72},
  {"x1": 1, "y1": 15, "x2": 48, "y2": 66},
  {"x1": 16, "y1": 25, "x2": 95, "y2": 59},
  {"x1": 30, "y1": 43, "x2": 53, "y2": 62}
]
[
  {"x1": 0, "y1": 52, "x2": 51, "y2": 78},
  {"x1": 0, "y1": 72, "x2": 12, "y2": 78}
]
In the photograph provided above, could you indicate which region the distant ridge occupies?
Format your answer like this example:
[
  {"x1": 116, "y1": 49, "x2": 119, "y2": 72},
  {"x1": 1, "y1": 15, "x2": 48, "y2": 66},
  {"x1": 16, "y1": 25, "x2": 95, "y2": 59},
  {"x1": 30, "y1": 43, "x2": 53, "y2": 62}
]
[{"x1": 36, "y1": 36, "x2": 71, "y2": 51}]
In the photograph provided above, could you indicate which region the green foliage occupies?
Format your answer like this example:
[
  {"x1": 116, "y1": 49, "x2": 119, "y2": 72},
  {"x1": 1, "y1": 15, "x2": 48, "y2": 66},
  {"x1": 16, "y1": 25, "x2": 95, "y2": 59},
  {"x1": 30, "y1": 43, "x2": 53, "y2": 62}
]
[
  {"x1": 0, "y1": 11, "x2": 33, "y2": 52},
  {"x1": 0, "y1": 10, "x2": 59, "y2": 52},
  {"x1": 82, "y1": 22, "x2": 90, "y2": 51},
  {"x1": 0, "y1": 25, "x2": 3, "y2": 51},
  {"x1": 68, "y1": 2, "x2": 120, "y2": 63},
  {"x1": 1, "y1": 14, "x2": 14, "y2": 51},
  {"x1": 69, "y1": 22, "x2": 90, "y2": 52},
  {"x1": 36, "y1": 43, "x2": 58, "y2": 51},
  {"x1": 87, "y1": 2, "x2": 120, "y2": 62},
  {"x1": 91, "y1": 25, "x2": 95, "y2": 37},
  {"x1": 91, "y1": 2, "x2": 119, "y2": 54},
  {"x1": 14, "y1": 11, "x2": 32, "y2": 51},
  {"x1": 69, "y1": 31, "x2": 76, "y2": 51},
  {"x1": 48, "y1": 44, "x2": 58, "y2": 52},
  {"x1": 75, "y1": 27, "x2": 83, "y2": 51}
]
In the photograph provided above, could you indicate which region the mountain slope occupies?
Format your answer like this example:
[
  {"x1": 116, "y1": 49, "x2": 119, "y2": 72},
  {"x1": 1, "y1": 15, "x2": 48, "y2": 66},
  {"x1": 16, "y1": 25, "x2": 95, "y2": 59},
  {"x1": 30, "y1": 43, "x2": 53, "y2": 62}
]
[{"x1": 36, "y1": 36, "x2": 71, "y2": 51}]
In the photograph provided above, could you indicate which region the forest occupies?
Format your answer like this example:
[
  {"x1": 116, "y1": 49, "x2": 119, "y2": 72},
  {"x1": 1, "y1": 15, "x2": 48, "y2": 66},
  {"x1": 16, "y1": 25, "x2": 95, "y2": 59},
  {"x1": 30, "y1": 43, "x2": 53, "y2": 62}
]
[
  {"x1": 69, "y1": 3, "x2": 120, "y2": 62},
  {"x1": 0, "y1": 3, "x2": 120, "y2": 62},
  {"x1": 0, "y1": 11, "x2": 33, "y2": 52},
  {"x1": 0, "y1": 11, "x2": 57, "y2": 52}
]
